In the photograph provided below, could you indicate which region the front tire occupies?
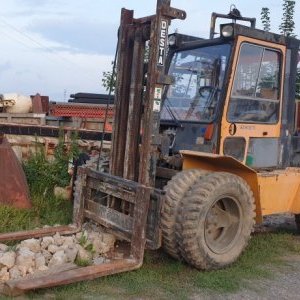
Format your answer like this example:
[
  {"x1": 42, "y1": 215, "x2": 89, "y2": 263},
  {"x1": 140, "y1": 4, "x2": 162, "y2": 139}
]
[
  {"x1": 179, "y1": 172, "x2": 255, "y2": 270},
  {"x1": 161, "y1": 169, "x2": 206, "y2": 259}
]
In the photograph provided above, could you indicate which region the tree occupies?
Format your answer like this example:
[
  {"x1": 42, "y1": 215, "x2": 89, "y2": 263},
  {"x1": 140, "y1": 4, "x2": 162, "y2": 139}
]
[
  {"x1": 261, "y1": 7, "x2": 271, "y2": 32},
  {"x1": 101, "y1": 45, "x2": 150, "y2": 93},
  {"x1": 279, "y1": 0, "x2": 296, "y2": 37},
  {"x1": 101, "y1": 61, "x2": 116, "y2": 93}
]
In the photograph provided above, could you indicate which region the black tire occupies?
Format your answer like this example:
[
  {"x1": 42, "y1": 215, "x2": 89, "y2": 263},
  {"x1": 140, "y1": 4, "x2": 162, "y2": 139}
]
[
  {"x1": 179, "y1": 172, "x2": 255, "y2": 270},
  {"x1": 161, "y1": 169, "x2": 207, "y2": 259}
]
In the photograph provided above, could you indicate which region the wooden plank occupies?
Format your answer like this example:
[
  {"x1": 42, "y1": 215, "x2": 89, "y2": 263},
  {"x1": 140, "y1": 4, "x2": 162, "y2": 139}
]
[
  {"x1": 87, "y1": 177, "x2": 136, "y2": 204},
  {"x1": 3, "y1": 259, "x2": 139, "y2": 296},
  {"x1": 0, "y1": 225, "x2": 79, "y2": 242}
]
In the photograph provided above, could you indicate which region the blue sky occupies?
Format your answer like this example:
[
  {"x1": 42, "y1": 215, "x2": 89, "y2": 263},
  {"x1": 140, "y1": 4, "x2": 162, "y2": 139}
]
[{"x1": 0, "y1": 0, "x2": 299, "y2": 101}]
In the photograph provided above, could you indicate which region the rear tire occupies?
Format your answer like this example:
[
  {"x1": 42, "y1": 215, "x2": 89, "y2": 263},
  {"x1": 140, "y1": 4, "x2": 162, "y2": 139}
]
[
  {"x1": 161, "y1": 169, "x2": 206, "y2": 259},
  {"x1": 179, "y1": 172, "x2": 255, "y2": 270}
]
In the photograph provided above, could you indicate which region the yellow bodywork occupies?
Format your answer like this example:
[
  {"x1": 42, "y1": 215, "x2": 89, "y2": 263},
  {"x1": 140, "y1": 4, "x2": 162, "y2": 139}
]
[
  {"x1": 219, "y1": 36, "x2": 286, "y2": 160},
  {"x1": 181, "y1": 150, "x2": 300, "y2": 223}
]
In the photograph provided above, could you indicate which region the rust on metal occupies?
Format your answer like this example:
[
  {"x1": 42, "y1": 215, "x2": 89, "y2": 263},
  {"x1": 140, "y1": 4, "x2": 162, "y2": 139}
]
[
  {"x1": 3, "y1": 259, "x2": 139, "y2": 297},
  {"x1": 123, "y1": 27, "x2": 146, "y2": 181},
  {"x1": 0, "y1": 225, "x2": 80, "y2": 242},
  {"x1": 110, "y1": 9, "x2": 135, "y2": 177},
  {"x1": 0, "y1": 135, "x2": 32, "y2": 209}
]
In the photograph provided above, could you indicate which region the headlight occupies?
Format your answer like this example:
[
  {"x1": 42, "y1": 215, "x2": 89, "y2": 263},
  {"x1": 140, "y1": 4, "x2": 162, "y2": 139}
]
[
  {"x1": 221, "y1": 25, "x2": 234, "y2": 38},
  {"x1": 168, "y1": 34, "x2": 177, "y2": 47}
]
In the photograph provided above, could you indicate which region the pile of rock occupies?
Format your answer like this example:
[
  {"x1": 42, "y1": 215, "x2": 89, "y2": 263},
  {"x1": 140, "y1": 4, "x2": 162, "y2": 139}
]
[{"x1": 0, "y1": 228, "x2": 116, "y2": 283}]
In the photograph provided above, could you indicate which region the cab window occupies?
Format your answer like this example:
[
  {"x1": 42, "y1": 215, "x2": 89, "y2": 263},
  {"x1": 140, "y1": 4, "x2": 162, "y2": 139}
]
[
  {"x1": 228, "y1": 43, "x2": 281, "y2": 123},
  {"x1": 161, "y1": 44, "x2": 231, "y2": 122}
]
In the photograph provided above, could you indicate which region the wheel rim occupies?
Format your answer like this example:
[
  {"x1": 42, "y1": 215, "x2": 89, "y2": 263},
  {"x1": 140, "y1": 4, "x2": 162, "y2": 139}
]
[{"x1": 204, "y1": 196, "x2": 242, "y2": 254}]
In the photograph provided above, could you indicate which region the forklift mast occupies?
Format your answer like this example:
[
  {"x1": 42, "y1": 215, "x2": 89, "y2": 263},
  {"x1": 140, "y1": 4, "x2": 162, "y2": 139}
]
[{"x1": 110, "y1": 0, "x2": 186, "y2": 188}]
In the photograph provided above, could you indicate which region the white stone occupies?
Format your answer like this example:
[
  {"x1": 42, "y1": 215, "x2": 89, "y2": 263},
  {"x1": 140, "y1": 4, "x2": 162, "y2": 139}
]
[
  {"x1": 92, "y1": 239, "x2": 104, "y2": 254},
  {"x1": 53, "y1": 233, "x2": 65, "y2": 246},
  {"x1": 102, "y1": 233, "x2": 116, "y2": 248},
  {"x1": 41, "y1": 236, "x2": 54, "y2": 249},
  {"x1": 0, "y1": 251, "x2": 16, "y2": 269},
  {"x1": 75, "y1": 232, "x2": 82, "y2": 240},
  {"x1": 38, "y1": 265, "x2": 49, "y2": 272},
  {"x1": 18, "y1": 265, "x2": 28, "y2": 277},
  {"x1": 48, "y1": 244, "x2": 60, "y2": 254},
  {"x1": 94, "y1": 240, "x2": 111, "y2": 255},
  {"x1": 87, "y1": 231, "x2": 101, "y2": 242},
  {"x1": 42, "y1": 249, "x2": 52, "y2": 263},
  {"x1": 61, "y1": 236, "x2": 74, "y2": 249},
  {"x1": 48, "y1": 250, "x2": 66, "y2": 267},
  {"x1": 93, "y1": 257, "x2": 106, "y2": 265},
  {"x1": 0, "y1": 243, "x2": 8, "y2": 252},
  {"x1": 20, "y1": 238, "x2": 41, "y2": 253},
  {"x1": 16, "y1": 247, "x2": 35, "y2": 270},
  {"x1": 9, "y1": 266, "x2": 21, "y2": 280},
  {"x1": 0, "y1": 267, "x2": 9, "y2": 281},
  {"x1": 65, "y1": 246, "x2": 78, "y2": 263},
  {"x1": 35, "y1": 253, "x2": 46, "y2": 269},
  {"x1": 76, "y1": 245, "x2": 92, "y2": 261}
]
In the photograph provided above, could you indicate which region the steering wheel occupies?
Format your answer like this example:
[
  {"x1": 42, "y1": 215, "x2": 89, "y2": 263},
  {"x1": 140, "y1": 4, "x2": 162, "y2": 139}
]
[{"x1": 198, "y1": 86, "x2": 220, "y2": 97}]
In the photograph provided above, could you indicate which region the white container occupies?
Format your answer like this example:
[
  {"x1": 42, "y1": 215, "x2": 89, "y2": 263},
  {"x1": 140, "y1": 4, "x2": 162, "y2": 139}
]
[{"x1": 3, "y1": 93, "x2": 32, "y2": 114}]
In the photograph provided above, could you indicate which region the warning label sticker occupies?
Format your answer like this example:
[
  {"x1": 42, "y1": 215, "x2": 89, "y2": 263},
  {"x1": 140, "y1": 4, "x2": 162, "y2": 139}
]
[
  {"x1": 153, "y1": 100, "x2": 161, "y2": 112},
  {"x1": 154, "y1": 87, "x2": 162, "y2": 100}
]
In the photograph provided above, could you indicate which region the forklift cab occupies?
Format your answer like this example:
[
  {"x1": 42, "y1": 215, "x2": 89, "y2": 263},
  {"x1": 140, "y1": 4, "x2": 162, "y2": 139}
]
[{"x1": 160, "y1": 19, "x2": 300, "y2": 170}]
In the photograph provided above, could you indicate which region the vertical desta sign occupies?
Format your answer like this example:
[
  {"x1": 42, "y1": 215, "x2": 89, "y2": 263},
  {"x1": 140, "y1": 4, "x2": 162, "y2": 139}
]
[{"x1": 157, "y1": 19, "x2": 168, "y2": 66}]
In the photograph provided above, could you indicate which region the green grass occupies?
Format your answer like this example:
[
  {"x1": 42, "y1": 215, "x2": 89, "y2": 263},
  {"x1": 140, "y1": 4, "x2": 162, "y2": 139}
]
[
  {"x1": 0, "y1": 194, "x2": 72, "y2": 234},
  {"x1": 0, "y1": 145, "x2": 73, "y2": 235},
  {"x1": 14, "y1": 232, "x2": 299, "y2": 300},
  {"x1": 0, "y1": 148, "x2": 299, "y2": 299}
]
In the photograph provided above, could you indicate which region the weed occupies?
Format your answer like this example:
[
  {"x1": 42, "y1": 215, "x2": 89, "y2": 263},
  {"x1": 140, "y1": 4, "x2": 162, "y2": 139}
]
[
  {"x1": 23, "y1": 130, "x2": 80, "y2": 197},
  {"x1": 78, "y1": 232, "x2": 95, "y2": 254},
  {"x1": 84, "y1": 243, "x2": 95, "y2": 254},
  {"x1": 6, "y1": 244, "x2": 17, "y2": 252},
  {"x1": 78, "y1": 233, "x2": 88, "y2": 247},
  {"x1": 75, "y1": 257, "x2": 91, "y2": 267},
  {"x1": 0, "y1": 194, "x2": 72, "y2": 234}
]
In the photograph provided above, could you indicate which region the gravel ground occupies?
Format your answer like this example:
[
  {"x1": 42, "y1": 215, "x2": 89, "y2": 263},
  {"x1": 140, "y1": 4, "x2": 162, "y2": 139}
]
[
  {"x1": 192, "y1": 214, "x2": 300, "y2": 300},
  {"x1": 192, "y1": 258, "x2": 300, "y2": 300}
]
